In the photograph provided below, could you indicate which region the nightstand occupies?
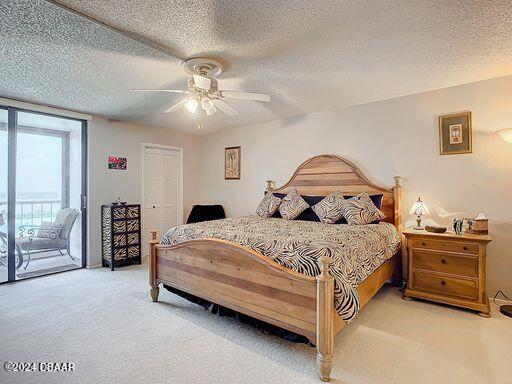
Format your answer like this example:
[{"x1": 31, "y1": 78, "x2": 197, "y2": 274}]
[{"x1": 403, "y1": 227, "x2": 492, "y2": 317}]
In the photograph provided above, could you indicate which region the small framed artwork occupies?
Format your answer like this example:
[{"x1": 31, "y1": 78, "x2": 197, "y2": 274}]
[
  {"x1": 108, "y1": 156, "x2": 127, "y2": 170},
  {"x1": 225, "y1": 146, "x2": 241, "y2": 180},
  {"x1": 438, "y1": 111, "x2": 472, "y2": 155}
]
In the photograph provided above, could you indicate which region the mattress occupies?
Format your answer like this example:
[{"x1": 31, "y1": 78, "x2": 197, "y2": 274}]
[{"x1": 161, "y1": 215, "x2": 401, "y2": 323}]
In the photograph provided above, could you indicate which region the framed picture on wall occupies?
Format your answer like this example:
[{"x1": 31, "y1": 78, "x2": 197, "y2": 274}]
[
  {"x1": 438, "y1": 111, "x2": 472, "y2": 155},
  {"x1": 225, "y1": 146, "x2": 241, "y2": 180},
  {"x1": 108, "y1": 156, "x2": 127, "y2": 170}
]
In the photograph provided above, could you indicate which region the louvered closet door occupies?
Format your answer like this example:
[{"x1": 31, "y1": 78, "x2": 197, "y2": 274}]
[
  {"x1": 143, "y1": 146, "x2": 182, "y2": 257},
  {"x1": 162, "y1": 149, "x2": 179, "y2": 232},
  {"x1": 143, "y1": 148, "x2": 163, "y2": 257}
]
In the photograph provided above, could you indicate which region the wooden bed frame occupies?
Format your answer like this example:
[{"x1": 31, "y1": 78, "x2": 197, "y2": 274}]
[{"x1": 149, "y1": 154, "x2": 403, "y2": 382}]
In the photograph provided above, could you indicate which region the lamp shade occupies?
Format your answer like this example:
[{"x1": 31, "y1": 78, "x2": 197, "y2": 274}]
[
  {"x1": 409, "y1": 197, "x2": 430, "y2": 216},
  {"x1": 497, "y1": 128, "x2": 512, "y2": 143}
]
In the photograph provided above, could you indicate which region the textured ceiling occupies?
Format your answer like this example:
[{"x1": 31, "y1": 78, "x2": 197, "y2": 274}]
[{"x1": 1, "y1": 0, "x2": 512, "y2": 134}]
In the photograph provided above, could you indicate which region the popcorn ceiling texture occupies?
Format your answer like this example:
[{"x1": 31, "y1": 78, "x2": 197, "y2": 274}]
[{"x1": 1, "y1": 0, "x2": 512, "y2": 133}]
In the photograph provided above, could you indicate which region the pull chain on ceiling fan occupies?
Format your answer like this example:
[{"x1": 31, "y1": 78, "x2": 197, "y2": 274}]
[{"x1": 131, "y1": 58, "x2": 270, "y2": 119}]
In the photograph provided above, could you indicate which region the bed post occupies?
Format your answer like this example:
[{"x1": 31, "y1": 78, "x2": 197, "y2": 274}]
[
  {"x1": 316, "y1": 256, "x2": 334, "y2": 382},
  {"x1": 265, "y1": 179, "x2": 275, "y2": 193},
  {"x1": 149, "y1": 230, "x2": 159, "y2": 302},
  {"x1": 392, "y1": 176, "x2": 404, "y2": 286},
  {"x1": 393, "y1": 176, "x2": 403, "y2": 235}
]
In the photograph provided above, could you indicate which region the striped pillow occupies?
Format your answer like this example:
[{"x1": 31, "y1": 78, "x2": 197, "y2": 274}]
[
  {"x1": 256, "y1": 192, "x2": 282, "y2": 218},
  {"x1": 340, "y1": 192, "x2": 386, "y2": 225},
  {"x1": 278, "y1": 189, "x2": 309, "y2": 220},
  {"x1": 312, "y1": 192, "x2": 345, "y2": 224}
]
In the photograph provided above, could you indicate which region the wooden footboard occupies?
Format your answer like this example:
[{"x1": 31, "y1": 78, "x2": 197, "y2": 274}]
[{"x1": 149, "y1": 231, "x2": 400, "y2": 382}]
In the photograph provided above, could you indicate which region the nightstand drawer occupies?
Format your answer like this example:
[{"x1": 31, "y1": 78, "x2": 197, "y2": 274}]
[
  {"x1": 413, "y1": 271, "x2": 478, "y2": 300},
  {"x1": 412, "y1": 238, "x2": 478, "y2": 255},
  {"x1": 412, "y1": 250, "x2": 478, "y2": 277}
]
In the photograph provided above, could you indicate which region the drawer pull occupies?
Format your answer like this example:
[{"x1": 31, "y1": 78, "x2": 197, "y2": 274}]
[
  {"x1": 463, "y1": 246, "x2": 468, "y2": 250},
  {"x1": 441, "y1": 258, "x2": 447, "y2": 264},
  {"x1": 441, "y1": 280, "x2": 446, "y2": 286},
  {"x1": 421, "y1": 242, "x2": 426, "y2": 246}
]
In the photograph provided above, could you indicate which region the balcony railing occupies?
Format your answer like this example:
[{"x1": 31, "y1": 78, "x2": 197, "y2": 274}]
[{"x1": 0, "y1": 200, "x2": 62, "y2": 231}]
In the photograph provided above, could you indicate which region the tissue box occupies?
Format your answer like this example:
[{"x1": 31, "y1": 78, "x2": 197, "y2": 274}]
[{"x1": 467, "y1": 218, "x2": 488, "y2": 235}]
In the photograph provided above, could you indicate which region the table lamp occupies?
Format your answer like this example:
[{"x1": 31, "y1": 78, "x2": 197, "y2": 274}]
[{"x1": 409, "y1": 197, "x2": 430, "y2": 230}]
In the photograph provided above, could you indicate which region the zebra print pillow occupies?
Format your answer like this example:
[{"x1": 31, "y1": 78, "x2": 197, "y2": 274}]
[
  {"x1": 340, "y1": 192, "x2": 386, "y2": 225},
  {"x1": 312, "y1": 192, "x2": 345, "y2": 224},
  {"x1": 278, "y1": 188, "x2": 309, "y2": 220},
  {"x1": 256, "y1": 192, "x2": 282, "y2": 218}
]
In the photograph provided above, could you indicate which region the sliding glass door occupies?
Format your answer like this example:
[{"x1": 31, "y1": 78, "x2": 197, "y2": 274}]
[
  {"x1": 0, "y1": 107, "x2": 87, "y2": 282},
  {"x1": 0, "y1": 108, "x2": 8, "y2": 283}
]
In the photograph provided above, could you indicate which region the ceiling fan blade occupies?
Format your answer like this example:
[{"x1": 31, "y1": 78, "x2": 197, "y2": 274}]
[
  {"x1": 212, "y1": 99, "x2": 239, "y2": 116},
  {"x1": 193, "y1": 74, "x2": 212, "y2": 90},
  {"x1": 221, "y1": 90, "x2": 270, "y2": 102},
  {"x1": 131, "y1": 89, "x2": 189, "y2": 93},
  {"x1": 163, "y1": 99, "x2": 188, "y2": 113}
]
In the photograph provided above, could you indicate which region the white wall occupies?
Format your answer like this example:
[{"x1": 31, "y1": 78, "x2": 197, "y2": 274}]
[
  {"x1": 197, "y1": 76, "x2": 512, "y2": 296},
  {"x1": 87, "y1": 117, "x2": 200, "y2": 267}
]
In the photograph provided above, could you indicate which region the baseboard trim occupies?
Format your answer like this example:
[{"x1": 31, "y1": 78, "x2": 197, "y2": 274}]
[{"x1": 87, "y1": 263, "x2": 102, "y2": 269}]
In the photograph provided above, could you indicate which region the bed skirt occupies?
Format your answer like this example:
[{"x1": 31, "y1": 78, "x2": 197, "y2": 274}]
[{"x1": 163, "y1": 284, "x2": 312, "y2": 345}]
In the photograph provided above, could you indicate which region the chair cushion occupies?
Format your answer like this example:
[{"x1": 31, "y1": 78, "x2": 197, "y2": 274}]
[
  {"x1": 278, "y1": 189, "x2": 310, "y2": 220},
  {"x1": 54, "y1": 208, "x2": 79, "y2": 239},
  {"x1": 16, "y1": 236, "x2": 66, "y2": 251},
  {"x1": 37, "y1": 222, "x2": 63, "y2": 239}
]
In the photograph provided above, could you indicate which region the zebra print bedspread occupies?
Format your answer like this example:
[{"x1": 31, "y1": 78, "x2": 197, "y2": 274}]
[{"x1": 161, "y1": 216, "x2": 401, "y2": 323}]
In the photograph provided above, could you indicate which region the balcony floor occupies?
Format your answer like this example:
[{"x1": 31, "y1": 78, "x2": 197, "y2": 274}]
[{"x1": 1, "y1": 250, "x2": 81, "y2": 282}]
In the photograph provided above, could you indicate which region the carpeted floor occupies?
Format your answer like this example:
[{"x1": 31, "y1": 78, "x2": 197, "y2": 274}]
[{"x1": 1, "y1": 262, "x2": 511, "y2": 384}]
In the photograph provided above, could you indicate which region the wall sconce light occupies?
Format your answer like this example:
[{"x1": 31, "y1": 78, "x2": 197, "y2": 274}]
[{"x1": 496, "y1": 128, "x2": 512, "y2": 143}]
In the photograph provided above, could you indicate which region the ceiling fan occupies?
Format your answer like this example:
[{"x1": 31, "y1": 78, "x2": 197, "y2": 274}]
[{"x1": 131, "y1": 58, "x2": 270, "y2": 117}]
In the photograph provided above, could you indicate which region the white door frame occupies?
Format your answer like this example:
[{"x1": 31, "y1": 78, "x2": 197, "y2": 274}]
[{"x1": 141, "y1": 143, "x2": 184, "y2": 248}]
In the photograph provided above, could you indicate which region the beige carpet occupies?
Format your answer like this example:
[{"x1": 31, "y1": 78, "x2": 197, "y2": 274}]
[{"x1": 1, "y1": 263, "x2": 511, "y2": 384}]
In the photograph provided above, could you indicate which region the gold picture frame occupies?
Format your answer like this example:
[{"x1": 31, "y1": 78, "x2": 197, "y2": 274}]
[
  {"x1": 225, "y1": 146, "x2": 241, "y2": 180},
  {"x1": 438, "y1": 111, "x2": 472, "y2": 155}
]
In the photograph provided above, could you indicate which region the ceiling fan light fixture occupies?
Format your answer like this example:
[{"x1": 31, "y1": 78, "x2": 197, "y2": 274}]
[
  {"x1": 185, "y1": 98, "x2": 198, "y2": 113},
  {"x1": 201, "y1": 97, "x2": 217, "y2": 115},
  {"x1": 205, "y1": 105, "x2": 217, "y2": 115},
  {"x1": 201, "y1": 97, "x2": 214, "y2": 109}
]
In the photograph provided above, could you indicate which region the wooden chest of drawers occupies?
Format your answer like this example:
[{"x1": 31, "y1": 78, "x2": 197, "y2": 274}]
[{"x1": 403, "y1": 228, "x2": 492, "y2": 317}]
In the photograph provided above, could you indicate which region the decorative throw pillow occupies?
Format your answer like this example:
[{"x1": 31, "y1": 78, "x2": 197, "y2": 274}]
[
  {"x1": 272, "y1": 193, "x2": 323, "y2": 222},
  {"x1": 256, "y1": 193, "x2": 282, "y2": 218},
  {"x1": 37, "y1": 222, "x2": 63, "y2": 239},
  {"x1": 312, "y1": 192, "x2": 345, "y2": 224},
  {"x1": 278, "y1": 188, "x2": 310, "y2": 220},
  {"x1": 339, "y1": 192, "x2": 386, "y2": 225}
]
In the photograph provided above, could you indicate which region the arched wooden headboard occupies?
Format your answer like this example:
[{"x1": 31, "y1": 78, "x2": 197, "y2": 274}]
[{"x1": 272, "y1": 155, "x2": 403, "y2": 231}]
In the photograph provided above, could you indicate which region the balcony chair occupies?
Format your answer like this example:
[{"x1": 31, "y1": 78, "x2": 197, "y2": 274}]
[{"x1": 16, "y1": 208, "x2": 79, "y2": 270}]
